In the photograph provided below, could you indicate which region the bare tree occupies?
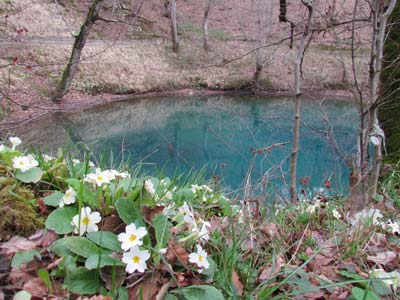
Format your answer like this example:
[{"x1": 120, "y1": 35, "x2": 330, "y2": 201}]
[
  {"x1": 203, "y1": 0, "x2": 213, "y2": 51},
  {"x1": 345, "y1": 0, "x2": 397, "y2": 212},
  {"x1": 289, "y1": 0, "x2": 314, "y2": 202},
  {"x1": 51, "y1": 0, "x2": 103, "y2": 102},
  {"x1": 170, "y1": 0, "x2": 179, "y2": 53}
]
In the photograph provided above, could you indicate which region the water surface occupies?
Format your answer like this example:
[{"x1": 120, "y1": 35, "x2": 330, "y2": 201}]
[{"x1": 18, "y1": 96, "x2": 358, "y2": 198}]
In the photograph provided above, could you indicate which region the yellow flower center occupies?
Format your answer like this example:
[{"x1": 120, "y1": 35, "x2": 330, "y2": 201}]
[
  {"x1": 19, "y1": 161, "x2": 25, "y2": 165},
  {"x1": 97, "y1": 176, "x2": 103, "y2": 181},
  {"x1": 82, "y1": 217, "x2": 90, "y2": 225},
  {"x1": 132, "y1": 256, "x2": 140, "y2": 263},
  {"x1": 199, "y1": 255, "x2": 203, "y2": 262},
  {"x1": 129, "y1": 234, "x2": 137, "y2": 242}
]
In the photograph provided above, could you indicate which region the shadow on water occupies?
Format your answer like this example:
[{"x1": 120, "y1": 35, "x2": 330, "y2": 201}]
[{"x1": 17, "y1": 95, "x2": 358, "y2": 199}]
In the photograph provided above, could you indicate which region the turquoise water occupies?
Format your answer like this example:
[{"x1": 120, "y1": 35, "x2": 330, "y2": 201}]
[{"x1": 20, "y1": 96, "x2": 358, "y2": 198}]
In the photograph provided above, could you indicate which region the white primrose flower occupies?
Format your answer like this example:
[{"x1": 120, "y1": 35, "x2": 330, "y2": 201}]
[
  {"x1": 332, "y1": 209, "x2": 341, "y2": 220},
  {"x1": 118, "y1": 223, "x2": 148, "y2": 251},
  {"x1": 9, "y1": 136, "x2": 22, "y2": 149},
  {"x1": 306, "y1": 204, "x2": 317, "y2": 214},
  {"x1": 382, "y1": 220, "x2": 400, "y2": 235},
  {"x1": 350, "y1": 208, "x2": 383, "y2": 226},
  {"x1": 0, "y1": 145, "x2": 5, "y2": 152},
  {"x1": 201, "y1": 185, "x2": 213, "y2": 193},
  {"x1": 72, "y1": 159, "x2": 80, "y2": 165},
  {"x1": 164, "y1": 191, "x2": 173, "y2": 200},
  {"x1": 122, "y1": 246, "x2": 150, "y2": 273},
  {"x1": 12, "y1": 154, "x2": 39, "y2": 173},
  {"x1": 88, "y1": 161, "x2": 95, "y2": 167},
  {"x1": 189, "y1": 244, "x2": 210, "y2": 272},
  {"x1": 110, "y1": 170, "x2": 130, "y2": 179},
  {"x1": 192, "y1": 220, "x2": 211, "y2": 242},
  {"x1": 59, "y1": 187, "x2": 77, "y2": 207},
  {"x1": 42, "y1": 154, "x2": 55, "y2": 162},
  {"x1": 84, "y1": 168, "x2": 112, "y2": 187},
  {"x1": 191, "y1": 184, "x2": 201, "y2": 194},
  {"x1": 144, "y1": 179, "x2": 156, "y2": 196},
  {"x1": 179, "y1": 202, "x2": 196, "y2": 225},
  {"x1": 71, "y1": 206, "x2": 101, "y2": 236}
]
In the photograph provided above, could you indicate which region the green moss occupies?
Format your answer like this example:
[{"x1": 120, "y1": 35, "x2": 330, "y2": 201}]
[{"x1": 0, "y1": 166, "x2": 43, "y2": 241}]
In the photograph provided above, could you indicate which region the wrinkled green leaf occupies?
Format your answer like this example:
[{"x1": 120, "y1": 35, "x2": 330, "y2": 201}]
[
  {"x1": 171, "y1": 285, "x2": 225, "y2": 300},
  {"x1": 115, "y1": 198, "x2": 144, "y2": 226},
  {"x1": 117, "y1": 287, "x2": 129, "y2": 300},
  {"x1": 37, "y1": 269, "x2": 52, "y2": 293},
  {"x1": 152, "y1": 214, "x2": 171, "y2": 250},
  {"x1": 85, "y1": 254, "x2": 124, "y2": 270},
  {"x1": 45, "y1": 206, "x2": 77, "y2": 234},
  {"x1": 44, "y1": 191, "x2": 63, "y2": 207},
  {"x1": 16, "y1": 167, "x2": 43, "y2": 183},
  {"x1": 11, "y1": 250, "x2": 41, "y2": 268},
  {"x1": 66, "y1": 267, "x2": 102, "y2": 294},
  {"x1": 63, "y1": 237, "x2": 101, "y2": 258},
  {"x1": 87, "y1": 231, "x2": 121, "y2": 252},
  {"x1": 351, "y1": 287, "x2": 381, "y2": 300}
]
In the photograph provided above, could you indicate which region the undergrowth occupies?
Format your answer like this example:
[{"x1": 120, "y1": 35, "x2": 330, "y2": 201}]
[{"x1": 0, "y1": 137, "x2": 399, "y2": 300}]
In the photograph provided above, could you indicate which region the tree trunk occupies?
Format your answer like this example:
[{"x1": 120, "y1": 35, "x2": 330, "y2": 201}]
[
  {"x1": 289, "y1": 1, "x2": 313, "y2": 202},
  {"x1": 203, "y1": 0, "x2": 212, "y2": 51},
  {"x1": 368, "y1": 0, "x2": 397, "y2": 197},
  {"x1": 170, "y1": 0, "x2": 179, "y2": 53},
  {"x1": 162, "y1": 0, "x2": 170, "y2": 18},
  {"x1": 51, "y1": 0, "x2": 102, "y2": 102}
]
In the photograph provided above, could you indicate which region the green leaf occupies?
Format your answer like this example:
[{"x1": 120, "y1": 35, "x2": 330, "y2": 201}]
[
  {"x1": 13, "y1": 290, "x2": 32, "y2": 300},
  {"x1": 115, "y1": 198, "x2": 144, "y2": 226},
  {"x1": 63, "y1": 237, "x2": 101, "y2": 258},
  {"x1": 16, "y1": 167, "x2": 43, "y2": 183},
  {"x1": 171, "y1": 285, "x2": 225, "y2": 300},
  {"x1": 118, "y1": 178, "x2": 140, "y2": 193},
  {"x1": 117, "y1": 287, "x2": 129, "y2": 300},
  {"x1": 44, "y1": 191, "x2": 63, "y2": 207},
  {"x1": 67, "y1": 267, "x2": 102, "y2": 294},
  {"x1": 0, "y1": 149, "x2": 21, "y2": 167},
  {"x1": 85, "y1": 254, "x2": 124, "y2": 270},
  {"x1": 50, "y1": 238, "x2": 74, "y2": 257},
  {"x1": 45, "y1": 206, "x2": 77, "y2": 234},
  {"x1": 351, "y1": 287, "x2": 381, "y2": 300},
  {"x1": 11, "y1": 250, "x2": 41, "y2": 268},
  {"x1": 66, "y1": 178, "x2": 97, "y2": 207},
  {"x1": 164, "y1": 295, "x2": 179, "y2": 300},
  {"x1": 152, "y1": 214, "x2": 171, "y2": 250},
  {"x1": 37, "y1": 269, "x2": 52, "y2": 293},
  {"x1": 87, "y1": 231, "x2": 121, "y2": 252}
]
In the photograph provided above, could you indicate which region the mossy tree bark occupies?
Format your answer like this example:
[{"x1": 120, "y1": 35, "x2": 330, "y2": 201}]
[{"x1": 51, "y1": 0, "x2": 103, "y2": 102}]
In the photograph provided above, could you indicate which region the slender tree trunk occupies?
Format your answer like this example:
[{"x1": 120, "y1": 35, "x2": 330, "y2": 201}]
[
  {"x1": 170, "y1": 0, "x2": 179, "y2": 53},
  {"x1": 51, "y1": 0, "x2": 102, "y2": 102},
  {"x1": 203, "y1": 0, "x2": 212, "y2": 51},
  {"x1": 162, "y1": 0, "x2": 170, "y2": 17},
  {"x1": 289, "y1": 1, "x2": 313, "y2": 202},
  {"x1": 369, "y1": 0, "x2": 397, "y2": 197}
]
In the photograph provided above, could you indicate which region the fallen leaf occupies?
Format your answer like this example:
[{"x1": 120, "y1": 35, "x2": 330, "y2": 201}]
[
  {"x1": 102, "y1": 215, "x2": 125, "y2": 233},
  {"x1": 260, "y1": 223, "x2": 279, "y2": 239},
  {"x1": 23, "y1": 278, "x2": 47, "y2": 297},
  {"x1": 367, "y1": 251, "x2": 398, "y2": 265},
  {"x1": 155, "y1": 281, "x2": 171, "y2": 300},
  {"x1": 232, "y1": 270, "x2": 243, "y2": 296},
  {"x1": 9, "y1": 267, "x2": 35, "y2": 285},
  {"x1": 167, "y1": 241, "x2": 188, "y2": 266},
  {"x1": 259, "y1": 255, "x2": 284, "y2": 281},
  {"x1": 1, "y1": 236, "x2": 36, "y2": 256},
  {"x1": 100, "y1": 265, "x2": 126, "y2": 290},
  {"x1": 142, "y1": 206, "x2": 165, "y2": 224},
  {"x1": 78, "y1": 296, "x2": 113, "y2": 300},
  {"x1": 129, "y1": 274, "x2": 161, "y2": 300},
  {"x1": 40, "y1": 230, "x2": 58, "y2": 248}
]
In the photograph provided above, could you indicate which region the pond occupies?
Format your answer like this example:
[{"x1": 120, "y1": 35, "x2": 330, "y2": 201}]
[{"x1": 18, "y1": 95, "x2": 358, "y2": 199}]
